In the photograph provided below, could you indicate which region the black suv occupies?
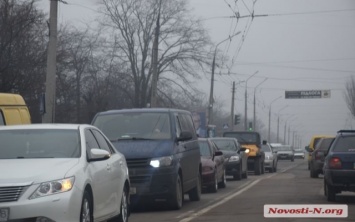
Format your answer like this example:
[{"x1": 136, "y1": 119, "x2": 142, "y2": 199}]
[
  {"x1": 91, "y1": 108, "x2": 201, "y2": 209},
  {"x1": 323, "y1": 130, "x2": 355, "y2": 201}
]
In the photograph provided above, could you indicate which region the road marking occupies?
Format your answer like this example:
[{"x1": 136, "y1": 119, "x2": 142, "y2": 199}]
[{"x1": 179, "y1": 179, "x2": 261, "y2": 222}]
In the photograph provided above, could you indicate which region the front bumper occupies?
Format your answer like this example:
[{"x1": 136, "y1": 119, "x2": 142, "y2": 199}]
[
  {"x1": 277, "y1": 153, "x2": 293, "y2": 160},
  {"x1": 225, "y1": 161, "x2": 241, "y2": 176},
  {"x1": 264, "y1": 159, "x2": 273, "y2": 168},
  {"x1": 0, "y1": 185, "x2": 82, "y2": 222}
]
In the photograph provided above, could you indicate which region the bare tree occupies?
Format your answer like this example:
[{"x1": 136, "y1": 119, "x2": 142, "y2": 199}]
[
  {"x1": 345, "y1": 76, "x2": 355, "y2": 118},
  {"x1": 0, "y1": 0, "x2": 47, "y2": 122},
  {"x1": 99, "y1": 0, "x2": 212, "y2": 108}
]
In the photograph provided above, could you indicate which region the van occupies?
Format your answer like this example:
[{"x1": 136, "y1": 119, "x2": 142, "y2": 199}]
[
  {"x1": 305, "y1": 134, "x2": 334, "y2": 170},
  {"x1": 91, "y1": 108, "x2": 201, "y2": 209},
  {"x1": 0, "y1": 93, "x2": 31, "y2": 125}
]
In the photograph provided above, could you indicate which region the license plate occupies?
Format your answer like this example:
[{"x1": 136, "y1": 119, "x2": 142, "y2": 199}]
[
  {"x1": 130, "y1": 187, "x2": 136, "y2": 195},
  {"x1": 0, "y1": 208, "x2": 9, "y2": 222}
]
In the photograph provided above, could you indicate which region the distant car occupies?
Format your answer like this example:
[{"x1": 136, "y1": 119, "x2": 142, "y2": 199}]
[
  {"x1": 305, "y1": 135, "x2": 334, "y2": 170},
  {"x1": 198, "y1": 138, "x2": 226, "y2": 192},
  {"x1": 277, "y1": 145, "x2": 295, "y2": 161},
  {"x1": 209, "y1": 137, "x2": 249, "y2": 180},
  {"x1": 323, "y1": 130, "x2": 355, "y2": 202},
  {"x1": 0, "y1": 124, "x2": 130, "y2": 222},
  {"x1": 293, "y1": 149, "x2": 305, "y2": 159},
  {"x1": 261, "y1": 141, "x2": 278, "y2": 173},
  {"x1": 309, "y1": 137, "x2": 335, "y2": 178}
]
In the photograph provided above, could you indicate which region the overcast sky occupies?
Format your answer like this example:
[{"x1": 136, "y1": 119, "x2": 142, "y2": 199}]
[{"x1": 37, "y1": 0, "x2": 355, "y2": 146}]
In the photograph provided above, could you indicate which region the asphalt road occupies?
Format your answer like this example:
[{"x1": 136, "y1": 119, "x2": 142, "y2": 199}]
[{"x1": 129, "y1": 158, "x2": 355, "y2": 222}]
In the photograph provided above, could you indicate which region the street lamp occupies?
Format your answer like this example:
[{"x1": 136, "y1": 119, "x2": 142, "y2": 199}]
[
  {"x1": 244, "y1": 71, "x2": 259, "y2": 130},
  {"x1": 253, "y1": 78, "x2": 267, "y2": 131},
  {"x1": 268, "y1": 95, "x2": 282, "y2": 142},
  {"x1": 208, "y1": 31, "x2": 241, "y2": 126},
  {"x1": 277, "y1": 105, "x2": 289, "y2": 143}
]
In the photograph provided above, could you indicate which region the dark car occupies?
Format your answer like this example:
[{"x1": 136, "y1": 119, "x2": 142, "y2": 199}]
[
  {"x1": 91, "y1": 108, "x2": 201, "y2": 210},
  {"x1": 261, "y1": 141, "x2": 278, "y2": 173},
  {"x1": 198, "y1": 138, "x2": 226, "y2": 193},
  {"x1": 309, "y1": 137, "x2": 335, "y2": 178},
  {"x1": 323, "y1": 130, "x2": 355, "y2": 202},
  {"x1": 209, "y1": 137, "x2": 248, "y2": 180}
]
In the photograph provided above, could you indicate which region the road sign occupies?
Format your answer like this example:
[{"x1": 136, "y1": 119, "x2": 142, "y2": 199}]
[{"x1": 285, "y1": 90, "x2": 331, "y2": 99}]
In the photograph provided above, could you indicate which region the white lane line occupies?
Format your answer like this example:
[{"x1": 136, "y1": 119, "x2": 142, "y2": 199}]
[{"x1": 179, "y1": 179, "x2": 261, "y2": 222}]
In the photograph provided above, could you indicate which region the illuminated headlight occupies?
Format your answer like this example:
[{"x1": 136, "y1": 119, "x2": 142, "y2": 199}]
[
  {"x1": 150, "y1": 156, "x2": 173, "y2": 168},
  {"x1": 30, "y1": 177, "x2": 75, "y2": 199},
  {"x1": 265, "y1": 155, "x2": 273, "y2": 160},
  {"x1": 229, "y1": 155, "x2": 240, "y2": 162}
]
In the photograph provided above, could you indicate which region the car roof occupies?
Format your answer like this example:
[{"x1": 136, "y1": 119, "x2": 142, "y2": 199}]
[
  {"x1": 96, "y1": 108, "x2": 191, "y2": 115},
  {"x1": 209, "y1": 137, "x2": 237, "y2": 141},
  {"x1": 0, "y1": 123, "x2": 91, "y2": 130},
  {"x1": 337, "y1": 130, "x2": 355, "y2": 135}
]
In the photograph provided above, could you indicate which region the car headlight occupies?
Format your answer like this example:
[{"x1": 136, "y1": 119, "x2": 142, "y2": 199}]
[
  {"x1": 150, "y1": 156, "x2": 173, "y2": 168},
  {"x1": 266, "y1": 154, "x2": 273, "y2": 160},
  {"x1": 30, "y1": 177, "x2": 75, "y2": 199},
  {"x1": 229, "y1": 155, "x2": 240, "y2": 162}
]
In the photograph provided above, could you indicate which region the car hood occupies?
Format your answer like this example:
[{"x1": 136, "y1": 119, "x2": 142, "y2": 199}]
[
  {"x1": 278, "y1": 150, "x2": 293, "y2": 154},
  {"x1": 219, "y1": 150, "x2": 238, "y2": 158},
  {"x1": 0, "y1": 159, "x2": 80, "y2": 186},
  {"x1": 112, "y1": 140, "x2": 173, "y2": 159}
]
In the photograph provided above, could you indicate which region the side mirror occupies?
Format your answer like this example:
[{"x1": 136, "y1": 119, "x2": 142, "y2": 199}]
[
  {"x1": 262, "y1": 140, "x2": 267, "y2": 145},
  {"x1": 178, "y1": 131, "x2": 193, "y2": 141},
  {"x1": 89, "y1": 148, "x2": 110, "y2": 162},
  {"x1": 304, "y1": 145, "x2": 312, "y2": 152},
  {"x1": 215, "y1": 150, "x2": 223, "y2": 156}
]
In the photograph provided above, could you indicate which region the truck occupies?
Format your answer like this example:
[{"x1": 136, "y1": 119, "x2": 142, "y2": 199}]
[
  {"x1": 0, "y1": 93, "x2": 31, "y2": 125},
  {"x1": 223, "y1": 131, "x2": 265, "y2": 175}
]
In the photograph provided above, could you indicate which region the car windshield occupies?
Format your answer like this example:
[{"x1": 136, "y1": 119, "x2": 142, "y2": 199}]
[
  {"x1": 198, "y1": 141, "x2": 212, "y2": 157},
  {"x1": 0, "y1": 129, "x2": 80, "y2": 159},
  {"x1": 261, "y1": 144, "x2": 272, "y2": 152},
  {"x1": 93, "y1": 112, "x2": 172, "y2": 141},
  {"x1": 211, "y1": 140, "x2": 237, "y2": 151},
  {"x1": 333, "y1": 136, "x2": 355, "y2": 152},
  {"x1": 317, "y1": 138, "x2": 334, "y2": 151}
]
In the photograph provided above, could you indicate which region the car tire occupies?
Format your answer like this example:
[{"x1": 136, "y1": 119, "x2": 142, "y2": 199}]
[
  {"x1": 324, "y1": 180, "x2": 336, "y2": 202},
  {"x1": 233, "y1": 165, "x2": 242, "y2": 180},
  {"x1": 261, "y1": 162, "x2": 265, "y2": 174},
  {"x1": 209, "y1": 171, "x2": 218, "y2": 193},
  {"x1": 242, "y1": 169, "x2": 248, "y2": 179},
  {"x1": 254, "y1": 158, "x2": 261, "y2": 175},
  {"x1": 80, "y1": 190, "x2": 93, "y2": 222},
  {"x1": 169, "y1": 174, "x2": 183, "y2": 210},
  {"x1": 111, "y1": 186, "x2": 129, "y2": 222},
  {"x1": 188, "y1": 172, "x2": 201, "y2": 201},
  {"x1": 273, "y1": 162, "x2": 277, "y2": 172},
  {"x1": 218, "y1": 169, "x2": 227, "y2": 188},
  {"x1": 310, "y1": 166, "x2": 318, "y2": 178}
]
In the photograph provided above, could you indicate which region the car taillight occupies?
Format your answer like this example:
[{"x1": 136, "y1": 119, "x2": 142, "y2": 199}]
[{"x1": 329, "y1": 157, "x2": 342, "y2": 169}]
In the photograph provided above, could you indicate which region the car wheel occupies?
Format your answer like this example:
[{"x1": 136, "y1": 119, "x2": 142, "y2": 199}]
[
  {"x1": 261, "y1": 162, "x2": 265, "y2": 174},
  {"x1": 209, "y1": 171, "x2": 218, "y2": 193},
  {"x1": 273, "y1": 163, "x2": 277, "y2": 172},
  {"x1": 242, "y1": 168, "x2": 248, "y2": 179},
  {"x1": 169, "y1": 174, "x2": 183, "y2": 210},
  {"x1": 218, "y1": 169, "x2": 227, "y2": 188},
  {"x1": 254, "y1": 159, "x2": 261, "y2": 175},
  {"x1": 80, "y1": 190, "x2": 93, "y2": 222},
  {"x1": 188, "y1": 172, "x2": 201, "y2": 201},
  {"x1": 310, "y1": 166, "x2": 318, "y2": 178},
  {"x1": 233, "y1": 165, "x2": 242, "y2": 180},
  {"x1": 114, "y1": 186, "x2": 129, "y2": 222},
  {"x1": 325, "y1": 180, "x2": 336, "y2": 202}
]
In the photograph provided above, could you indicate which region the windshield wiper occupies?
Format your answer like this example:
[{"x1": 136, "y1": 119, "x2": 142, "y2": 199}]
[{"x1": 111, "y1": 137, "x2": 153, "y2": 142}]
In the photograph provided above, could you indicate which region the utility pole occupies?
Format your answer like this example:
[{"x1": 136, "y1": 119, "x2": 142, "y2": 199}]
[
  {"x1": 208, "y1": 32, "x2": 241, "y2": 126},
  {"x1": 230, "y1": 81, "x2": 235, "y2": 131},
  {"x1": 43, "y1": 0, "x2": 58, "y2": 123},
  {"x1": 150, "y1": 0, "x2": 162, "y2": 108},
  {"x1": 244, "y1": 71, "x2": 258, "y2": 130},
  {"x1": 253, "y1": 78, "x2": 267, "y2": 131}
]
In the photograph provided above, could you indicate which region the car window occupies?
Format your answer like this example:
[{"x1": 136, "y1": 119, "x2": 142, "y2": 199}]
[
  {"x1": 212, "y1": 139, "x2": 237, "y2": 151},
  {"x1": 0, "y1": 129, "x2": 80, "y2": 159},
  {"x1": 0, "y1": 111, "x2": 5, "y2": 125},
  {"x1": 85, "y1": 129, "x2": 100, "y2": 150},
  {"x1": 317, "y1": 138, "x2": 334, "y2": 151},
  {"x1": 182, "y1": 113, "x2": 195, "y2": 135},
  {"x1": 91, "y1": 129, "x2": 115, "y2": 153},
  {"x1": 261, "y1": 144, "x2": 271, "y2": 152},
  {"x1": 332, "y1": 136, "x2": 355, "y2": 152},
  {"x1": 198, "y1": 140, "x2": 212, "y2": 157}
]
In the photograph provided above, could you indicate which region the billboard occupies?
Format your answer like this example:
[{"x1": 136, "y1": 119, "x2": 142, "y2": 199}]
[{"x1": 285, "y1": 90, "x2": 331, "y2": 99}]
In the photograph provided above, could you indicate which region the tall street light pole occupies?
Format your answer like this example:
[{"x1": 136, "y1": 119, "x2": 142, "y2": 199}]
[
  {"x1": 253, "y1": 78, "x2": 267, "y2": 131},
  {"x1": 244, "y1": 71, "x2": 259, "y2": 130},
  {"x1": 208, "y1": 32, "x2": 241, "y2": 126},
  {"x1": 268, "y1": 96, "x2": 282, "y2": 142},
  {"x1": 276, "y1": 105, "x2": 288, "y2": 143}
]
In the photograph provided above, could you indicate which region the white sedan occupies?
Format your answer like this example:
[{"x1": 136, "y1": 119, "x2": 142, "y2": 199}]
[{"x1": 0, "y1": 124, "x2": 130, "y2": 222}]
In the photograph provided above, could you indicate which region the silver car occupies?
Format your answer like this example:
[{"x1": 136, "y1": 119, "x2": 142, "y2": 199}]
[
  {"x1": 0, "y1": 124, "x2": 130, "y2": 222},
  {"x1": 261, "y1": 142, "x2": 278, "y2": 173}
]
